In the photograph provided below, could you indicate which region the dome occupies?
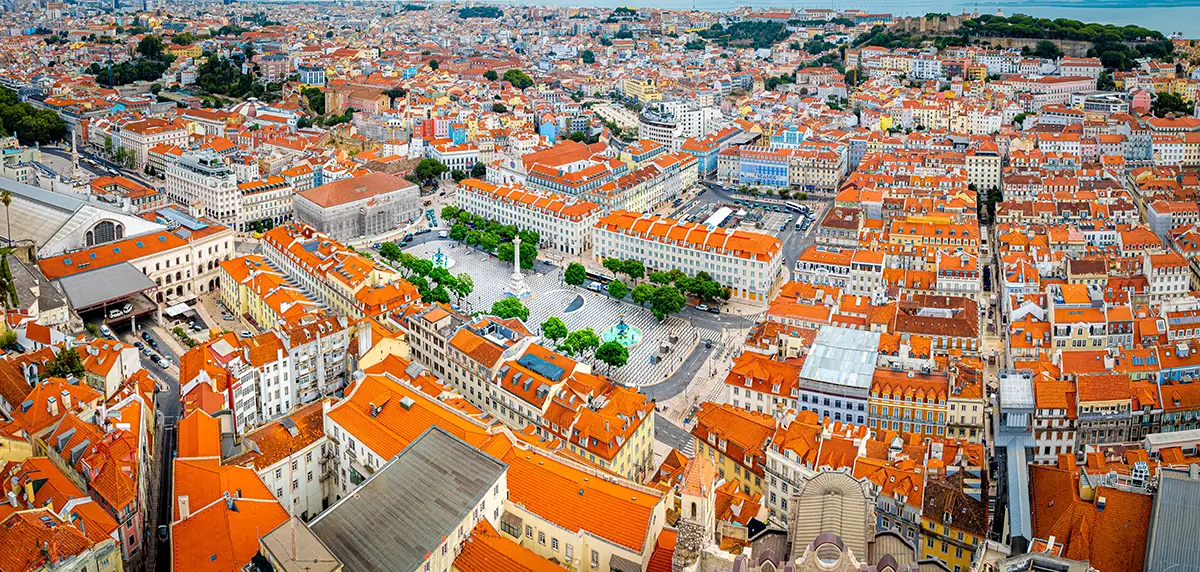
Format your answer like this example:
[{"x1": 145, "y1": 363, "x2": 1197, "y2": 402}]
[{"x1": 230, "y1": 97, "x2": 264, "y2": 118}]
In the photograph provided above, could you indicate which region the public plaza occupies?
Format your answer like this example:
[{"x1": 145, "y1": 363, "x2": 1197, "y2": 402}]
[{"x1": 404, "y1": 240, "x2": 723, "y2": 387}]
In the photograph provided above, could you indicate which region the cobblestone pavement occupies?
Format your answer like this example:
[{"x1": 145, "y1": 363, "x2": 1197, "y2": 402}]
[{"x1": 403, "y1": 241, "x2": 720, "y2": 387}]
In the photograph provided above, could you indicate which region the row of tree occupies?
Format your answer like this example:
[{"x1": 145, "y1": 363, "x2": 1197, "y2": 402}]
[
  {"x1": 442, "y1": 206, "x2": 542, "y2": 268},
  {"x1": 0, "y1": 88, "x2": 67, "y2": 145},
  {"x1": 377, "y1": 244, "x2": 475, "y2": 305},
  {"x1": 538, "y1": 317, "x2": 629, "y2": 371}
]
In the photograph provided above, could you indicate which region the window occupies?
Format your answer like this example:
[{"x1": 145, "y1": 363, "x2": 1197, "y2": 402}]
[
  {"x1": 525, "y1": 526, "x2": 533, "y2": 539},
  {"x1": 551, "y1": 538, "x2": 559, "y2": 551},
  {"x1": 538, "y1": 532, "x2": 545, "y2": 545},
  {"x1": 566, "y1": 545, "x2": 574, "y2": 560},
  {"x1": 591, "y1": 550, "x2": 600, "y2": 568}
]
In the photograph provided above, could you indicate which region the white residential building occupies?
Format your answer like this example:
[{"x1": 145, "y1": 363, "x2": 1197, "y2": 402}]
[
  {"x1": 165, "y1": 149, "x2": 241, "y2": 228},
  {"x1": 457, "y1": 179, "x2": 603, "y2": 256},
  {"x1": 593, "y1": 210, "x2": 785, "y2": 302}
]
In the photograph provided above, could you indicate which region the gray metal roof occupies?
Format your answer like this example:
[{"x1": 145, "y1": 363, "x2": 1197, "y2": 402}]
[
  {"x1": 1005, "y1": 444, "x2": 1032, "y2": 542},
  {"x1": 259, "y1": 517, "x2": 342, "y2": 572},
  {"x1": 309, "y1": 427, "x2": 507, "y2": 572},
  {"x1": 1146, "y1": 466, "x2": 1200, "y2": 572},
  {"x1": 53, "y1": 262, "x2": 156, "y2": 310},
  {"x1": 799, "y1": 326, "x2": 880, "y2": 390},
  {"x1": 998, "y1": 369, "x2": 1035, "y2": 410}
]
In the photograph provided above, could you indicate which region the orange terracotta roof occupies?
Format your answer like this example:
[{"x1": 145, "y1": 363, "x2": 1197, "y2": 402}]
[{"x1": 453, "y1": 520, "x2": 561, "y2": 572}]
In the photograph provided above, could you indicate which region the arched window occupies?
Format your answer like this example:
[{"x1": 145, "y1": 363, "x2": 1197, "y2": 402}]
[
  {"x1": 690, "y1": 502, "x2": 697, "y2": 519},
  {"x1": 89, "y1": 220, "x2": 123, "y2": 245}
]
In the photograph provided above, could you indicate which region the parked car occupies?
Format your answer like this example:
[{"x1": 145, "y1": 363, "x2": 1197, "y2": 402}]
[
  {"x1": 697, "y1": 304, "x2": 710, "y2": 312},
  {"x1": 142, "y1": 348, "x2": 153, "y2": 357},
  {"x1": 148, "y1": 339, "x2": 159, "y2": 349},
  {"x1": 99, "y1": 325, "x2": 113, "y2": 338},
  {"x1": 158, "y1": 525, "x2": 169, "y2": 541},
  {"x1": 107, "y1": 308, "x2": 123, "y2": 319},
  {"x1": 134, "y1": 341, "x2": 143, "y2": 349},
  {"x1": 140, "y1": 331, "x2": 151, "y2": 341},
  {"x1": 708, "y1": 306, "x2": 720, "y2": 314},
  {"x1": 121, "y1": 302, "x2": 132, "y2": 314},
  {"x1": 240, "y1": 330, "x2": 252, "y2": 338}
]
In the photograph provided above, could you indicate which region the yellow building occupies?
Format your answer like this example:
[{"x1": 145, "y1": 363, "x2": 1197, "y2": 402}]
[
  {"x1": 168, "y1": 43, "x2": 203, "y2": 60},
  {"x1": 0, "y1": 430, "x2": 32, "y2": 464},
  {"x1": 690, "y1": 402, "x2": 775, "y2": 497},
  {"x1": 623, "y1": 76, "x2": 662, "y2": 104},
  {"x1": 920, "y1": 474, "x2": 987, "y2": 572},
  {"x1": 219, "y1": 255, "x2": 322, "y2": 330}
]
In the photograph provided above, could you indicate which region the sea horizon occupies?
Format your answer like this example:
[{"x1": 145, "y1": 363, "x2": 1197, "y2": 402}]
[{"x1": 406, "y1": 0, "x2": 1200, "y2": 37}]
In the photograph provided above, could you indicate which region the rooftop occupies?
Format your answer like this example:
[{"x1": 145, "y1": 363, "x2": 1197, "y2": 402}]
[{"x1": 309, "y1": 427, "x2": 507, "y2": 572}]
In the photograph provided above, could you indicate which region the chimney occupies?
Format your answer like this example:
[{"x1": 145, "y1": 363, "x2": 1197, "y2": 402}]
[
  {"x1": 23, "y1": 480, "x2": 33, "y2": 507},
  {"x1": 6, "y1": 490, "x2": 16, "y2": 508},
  {"x1": 47, "y1": 397, "x2": 58, "y2": 417},
  {"x1": 178, "y1": 495, "x2": 190, "y2": 519},
  {"x1": 60, "y1": 390, "x2": 71, "y2": 411}
]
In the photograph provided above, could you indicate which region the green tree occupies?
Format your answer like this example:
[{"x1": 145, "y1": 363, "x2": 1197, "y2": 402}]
[
  {"x1": 483, "y1": 70, "x2": 498, "y2": 81},
  {"x1": 503, "y1": 69, "x2": 534, "y2": 90},
  {"x1": 621, "y1": 259, "x2": 644, "y2": 281},
  {"x1": 564, "y1": 328, "x2": 600, "y2": 357},
  {"x1": 45, "y1": 346, "x2": 85, "y2": 378},
  {"x1": 490, "y1": 297, "x2": 529, "y2": 321},
  {"x1": 497, "y1": 241, "x2": 515, "y2": 263},
  {"x1": 451, "y1": 169, "x2": 468, "y2": 183},
  {"x1": 454, "y1": 273, "x2": 473, "y2": 302},
  {"x1": 173, "y1": 32, "x2": 196, "y2": 46},
  {"x1": 449, "y1": 224, "x2": 469, "y2": 242},
  {"x1": 465, "y1": 229, "x2": 482, "y2": 246},
  {"x1": 564, "y1": 263, "x2": 587, "y2": 286},
  {"x1": 607, "y1": 279, "x2": 628, "y2": 299},
  {"x1": 479, "y1": 232, "x2": 499, "y2": 252},
  {"x1": 581, "y1": 50, "x2": 595, "y2": 64},
  {"x1": 441, "y1": 205, "x2": 461, "y2": 220},
  {"x1": 1152, "y1": 92, "x2": 1195, "y2": 118},
  {"x1": 414, "y1": 158, "x2": 449, "y2": 185},
  {"x1": 428, "y1": 59, "x2": 439, "y2": 71},
  {"x1": 540, "y1": 316, "x2": 568, "y2": 342},
  {"x1": 1032, "y1": 40, "x2": 1063, "y2": 60},
  {"x1": 595, "y1": 341, "x2": 629, "y2": 371},
  {"x1": 1097, "y1": 71, "x2": 1116, "y2": 91},
  {"x1": 649, "y1": 285, "x2": 686, "y2": 320},
  {"x1": 379, "y1": 241, "x2": 401, "y2": 261},
  {"x1": 470, "y1": 162, "x2": 487, "y2": 178},
  {"x1": 649, "y1": 271, "x2": 671, "y2": 285},
  {"x1": 0, "y1": 329, "x2": 15, "y2": 349},
  {"x1": 630, "y1": 283, "x2": 655, "y2": 306},
  {"x1": 137, "y1": 35, "x2": 164, "y2": 60},
  {"x1": 602, "y1": 257, "x2": 624, "y2": 275},
  {"x1": 519, "y1": 242, "x2": 537, "y2": 270}
]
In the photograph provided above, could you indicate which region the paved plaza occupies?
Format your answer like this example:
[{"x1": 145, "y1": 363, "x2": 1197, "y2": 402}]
[{"x1": 404, "y1": 240, "x2": 722, "y2": 387}]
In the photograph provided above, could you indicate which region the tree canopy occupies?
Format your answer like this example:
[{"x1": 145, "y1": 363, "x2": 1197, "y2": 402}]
[
  {"x1": 490, "y1": 297, "x2": 529, "y2": 321},
  {"x1": 0, "y1": 88, "x2": 66, "y2": 145},
  {"x1": 503, "y1": 69, "x2": 534, "y2": 90}
]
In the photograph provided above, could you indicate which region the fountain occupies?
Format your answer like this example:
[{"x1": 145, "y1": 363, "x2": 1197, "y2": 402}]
[
  {"x1": 431, "y1": 247, "x2": 455, "y2": 270},
  {"x1": 601, "y1": 313, "x2": 643, "y2": 348}
]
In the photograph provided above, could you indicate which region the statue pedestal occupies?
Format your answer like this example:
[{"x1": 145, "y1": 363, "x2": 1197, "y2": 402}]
[{"x1": 505, "y1": 270, "x2": 530, "y2": 299}]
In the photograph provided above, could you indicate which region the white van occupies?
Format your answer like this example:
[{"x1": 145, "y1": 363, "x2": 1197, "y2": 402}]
[{"x1": 437, "y1": 230, "x2": 449, "y2": 238}]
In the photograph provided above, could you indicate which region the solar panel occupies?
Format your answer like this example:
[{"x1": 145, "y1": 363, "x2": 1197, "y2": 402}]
[{"x1": 517, "y1": 353, "x2": 565, "y2": 382}]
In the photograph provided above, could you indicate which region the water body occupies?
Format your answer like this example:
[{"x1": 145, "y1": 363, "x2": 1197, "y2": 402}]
[{"x1": 497, "y1": 0, "x2": 1200, "y2": 37}]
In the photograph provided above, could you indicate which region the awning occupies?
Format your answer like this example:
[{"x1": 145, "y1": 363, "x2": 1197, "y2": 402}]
[{"x1": 164, "y1": 303, "x2": 191, "y2": 317}]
